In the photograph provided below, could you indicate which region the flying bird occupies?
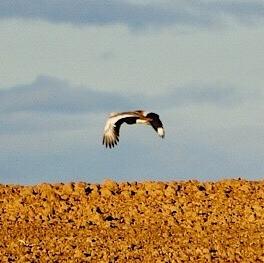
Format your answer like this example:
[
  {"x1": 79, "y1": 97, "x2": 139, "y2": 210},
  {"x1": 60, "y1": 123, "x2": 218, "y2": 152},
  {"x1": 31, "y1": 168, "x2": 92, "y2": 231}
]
[{"x1": 102, "y1": 110, "x2": 165, "y2": 148}]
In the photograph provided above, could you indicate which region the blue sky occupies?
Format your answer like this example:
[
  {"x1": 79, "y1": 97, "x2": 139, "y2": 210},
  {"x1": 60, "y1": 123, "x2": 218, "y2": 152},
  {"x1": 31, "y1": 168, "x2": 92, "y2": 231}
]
[{"x1": 1, "y1": 0, "x2": 263, "y2": 184}]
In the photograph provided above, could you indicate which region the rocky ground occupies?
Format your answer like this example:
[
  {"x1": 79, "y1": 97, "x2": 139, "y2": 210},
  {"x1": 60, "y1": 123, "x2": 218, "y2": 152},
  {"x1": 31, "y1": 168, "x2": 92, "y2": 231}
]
[{"x1": 0, "y1": 179, "x2": 264, "y2": 262}]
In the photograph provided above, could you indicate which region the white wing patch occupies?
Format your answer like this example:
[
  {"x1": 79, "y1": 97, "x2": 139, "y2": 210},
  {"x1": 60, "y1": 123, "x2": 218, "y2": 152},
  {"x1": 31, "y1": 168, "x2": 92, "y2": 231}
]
[
  {"x1": 103, "y1": 113, "x2": 137, "y2": 148},
  {"x1": 103, "y1": 118, "x2": 118, "y2": 148}
]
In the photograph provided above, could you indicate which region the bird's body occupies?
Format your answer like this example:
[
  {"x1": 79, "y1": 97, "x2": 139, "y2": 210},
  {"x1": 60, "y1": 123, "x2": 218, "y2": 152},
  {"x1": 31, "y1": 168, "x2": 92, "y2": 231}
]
[{"x1": 102, "y1": 110, "x2": 165, "y2": 148}]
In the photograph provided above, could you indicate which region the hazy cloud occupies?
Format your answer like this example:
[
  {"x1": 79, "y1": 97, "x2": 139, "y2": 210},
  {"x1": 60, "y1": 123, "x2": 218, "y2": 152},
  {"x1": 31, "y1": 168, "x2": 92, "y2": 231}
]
[
  {"x1": 0, "y1": 0, "x2": 263, "y2": 28},
  {"x1": 1, "y1": 76, "x2": 259, "y2": 117},
  {"x1": 0, "y1": 75, "x2": 132, "y2": 114},
  {"x1": 1, "y1": 75, "x2": 260, "y2": 136}
]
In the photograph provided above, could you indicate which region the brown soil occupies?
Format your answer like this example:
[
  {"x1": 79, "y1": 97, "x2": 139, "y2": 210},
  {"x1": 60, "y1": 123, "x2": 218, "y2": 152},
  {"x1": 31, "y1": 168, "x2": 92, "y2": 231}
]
[{"x1": 0, "y1": 179, "x2": 264, "y2": 262}]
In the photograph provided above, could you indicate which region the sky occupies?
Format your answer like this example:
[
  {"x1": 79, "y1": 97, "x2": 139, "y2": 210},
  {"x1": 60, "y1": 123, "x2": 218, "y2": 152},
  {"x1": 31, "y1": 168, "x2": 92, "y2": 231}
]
[{"x1": 0, "y1": 0, "x2": 264, "y2": 184}]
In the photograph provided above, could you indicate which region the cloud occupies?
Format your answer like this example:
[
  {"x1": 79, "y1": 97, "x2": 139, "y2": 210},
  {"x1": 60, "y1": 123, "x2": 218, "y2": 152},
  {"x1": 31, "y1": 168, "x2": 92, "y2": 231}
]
[
  {"x1": 0, "y1": 0, "x2": 209, "y2": 28},
  {"x1": 205, "y1": 1, "x2": 264, "y2": 22},
  {"x1": 1, "y1": 75, "x2": 260, "y2": 137},
  {"x1": 0, "y1": 75, "x2": 134, "y2": 135},
  {"x1": 1, "y1": 76, "x2": 260, "y2": 117},
  {"x1": 0, "y1": 0, "x2": 263, "y2": 28},
  {"x1": 0, "y1": 75, "x2": 132, "y2": 114}
]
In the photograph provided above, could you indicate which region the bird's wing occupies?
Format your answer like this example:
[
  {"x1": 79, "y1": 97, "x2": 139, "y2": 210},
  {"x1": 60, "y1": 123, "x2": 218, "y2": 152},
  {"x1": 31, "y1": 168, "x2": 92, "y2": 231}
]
[{"x1": 102, "y1": 113, "x2": 139, "y2": 148}]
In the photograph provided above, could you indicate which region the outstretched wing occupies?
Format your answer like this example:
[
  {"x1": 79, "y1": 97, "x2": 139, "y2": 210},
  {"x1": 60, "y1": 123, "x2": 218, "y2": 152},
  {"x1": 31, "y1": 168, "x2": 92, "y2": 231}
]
[{"x1": 102, "y1": 113, "x2": 138, "y2": 148}]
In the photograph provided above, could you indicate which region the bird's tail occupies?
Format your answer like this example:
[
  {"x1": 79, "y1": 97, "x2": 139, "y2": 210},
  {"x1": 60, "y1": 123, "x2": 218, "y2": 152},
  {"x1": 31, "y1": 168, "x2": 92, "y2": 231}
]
[{"x1": 157, "y1": 127, "x2": 165, "y2": 138}]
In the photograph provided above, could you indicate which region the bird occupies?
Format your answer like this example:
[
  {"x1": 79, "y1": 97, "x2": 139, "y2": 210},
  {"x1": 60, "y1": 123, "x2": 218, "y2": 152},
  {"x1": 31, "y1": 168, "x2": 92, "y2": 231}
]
[{"x1": 102, "y1": 110, "x2": 165, "y2": 148}]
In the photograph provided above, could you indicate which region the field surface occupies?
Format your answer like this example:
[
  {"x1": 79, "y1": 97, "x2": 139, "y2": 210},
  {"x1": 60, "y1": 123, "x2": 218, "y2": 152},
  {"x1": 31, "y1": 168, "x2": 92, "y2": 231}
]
[{"x1": 0, "y1": 179, "x2": 264, "y2": 262}]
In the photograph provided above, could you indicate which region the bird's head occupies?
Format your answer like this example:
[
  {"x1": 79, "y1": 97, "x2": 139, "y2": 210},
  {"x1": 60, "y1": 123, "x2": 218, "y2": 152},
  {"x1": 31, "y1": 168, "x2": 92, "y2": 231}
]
[{"x1": 146, "y1": 112, "x2": 159, "y2": 119}]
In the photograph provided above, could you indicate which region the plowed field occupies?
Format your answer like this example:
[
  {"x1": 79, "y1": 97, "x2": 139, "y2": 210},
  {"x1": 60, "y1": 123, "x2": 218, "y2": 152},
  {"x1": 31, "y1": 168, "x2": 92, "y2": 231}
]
[{"x1": 1, "y1": 179, "x2": 264, "y2": 262}]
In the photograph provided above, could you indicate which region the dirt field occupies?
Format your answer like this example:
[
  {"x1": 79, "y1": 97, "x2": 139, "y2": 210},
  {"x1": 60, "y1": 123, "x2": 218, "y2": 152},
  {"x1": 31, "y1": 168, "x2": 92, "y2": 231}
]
[{"x1": 0, "y1": 179, "x2": 263, "y2": 262}]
